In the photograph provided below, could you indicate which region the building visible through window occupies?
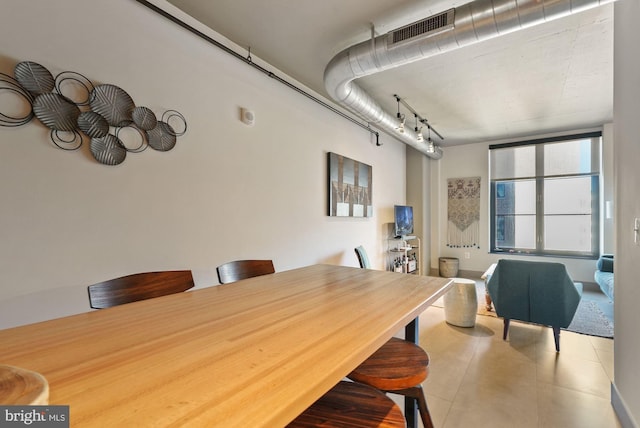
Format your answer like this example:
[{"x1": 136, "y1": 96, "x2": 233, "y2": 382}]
[{"x1": 489, "y1": 132, "x2": 601, "y2": 258}]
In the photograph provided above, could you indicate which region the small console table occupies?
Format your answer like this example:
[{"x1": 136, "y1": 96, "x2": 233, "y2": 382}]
[{"x1": 387, "y1": 237, "x2": 420, "y2": 275}]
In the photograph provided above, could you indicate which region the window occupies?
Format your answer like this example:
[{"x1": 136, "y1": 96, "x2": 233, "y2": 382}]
[{"x1": 489, "y1": 132, "x2": 600, "y2": 258}]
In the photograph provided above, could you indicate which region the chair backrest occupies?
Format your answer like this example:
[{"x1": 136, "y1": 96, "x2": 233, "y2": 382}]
[
  {"x1": 87, "y1": 270, "x2": 194, "y2": 309},
  {"x1": 487, "y1": 259, "x2": 582, "y2": 328},
  {"x1": 354, "y1": 246, "x2": 371, "y2": 269},
  {"x1": 216, "y1": 260, "x2": 275, "y2": 284}
]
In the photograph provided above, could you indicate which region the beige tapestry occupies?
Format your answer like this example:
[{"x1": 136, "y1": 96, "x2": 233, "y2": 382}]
[{"x1": 447, "y1": 177, "x2": 481, "y2": 248}]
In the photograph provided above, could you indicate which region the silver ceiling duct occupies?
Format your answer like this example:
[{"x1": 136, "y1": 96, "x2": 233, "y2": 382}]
[{"x1": 324, "y1": 0, "x2": 614, "y2": 159}]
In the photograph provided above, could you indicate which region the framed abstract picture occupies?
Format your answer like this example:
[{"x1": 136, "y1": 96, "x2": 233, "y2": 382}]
[{"x1": 328, "y1": 152, "x2": 372, "y2": 217}]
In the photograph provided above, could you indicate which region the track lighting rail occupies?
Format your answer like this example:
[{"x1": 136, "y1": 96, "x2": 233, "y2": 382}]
[{"x1": 394, "y1": 95, "x2": 443, "y2": 141}]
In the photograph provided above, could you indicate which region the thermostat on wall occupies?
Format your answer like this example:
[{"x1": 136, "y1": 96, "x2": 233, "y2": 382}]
[{"x1": 240, "y1": 107, "x2": 255, "y2": 126}]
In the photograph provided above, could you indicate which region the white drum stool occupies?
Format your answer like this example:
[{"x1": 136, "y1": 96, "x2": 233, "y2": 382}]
[{"x1": 443, "y1": 278, "x2": 478, "y2": 327}]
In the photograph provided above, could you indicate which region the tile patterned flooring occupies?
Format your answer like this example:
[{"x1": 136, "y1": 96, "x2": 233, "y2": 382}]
[{"x1": 393, "y1": 304, "x2": 619, "y2": 428}]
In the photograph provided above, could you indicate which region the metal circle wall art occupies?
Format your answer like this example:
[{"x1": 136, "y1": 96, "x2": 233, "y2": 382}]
[
  {"x1": 0, "y1": 72, "x2": 34, "y2": 127},
  {"x1": 55, "y1": 71, "x2": 94, "y2": 106},
  {"x1": 89, "y1": 84, "x2": 135, "y2": 127},
  {"x1": 50, "y1": 129, "x2": 83, "y2": 151},
  {"x1": 0, "y1": 60, "x2": 187, "y2": 165},
  {"x1": 146, "y1": 121, "x2": 177, "y2": 152},
  {"x1": 77, "y1": 111, "x2": 109, "y2": 138},
  {"x1": 14, "y1": 61, "x2": 55, "y2": 95},
  {"x1": 32, "y1": 93, "x2": 81, "y2": 131},
  {"x1": 162, "y1": 110, "x2": 187, "y2": 136},
  {"x1": 115, "y1": 124, "x2": 147, "y2": 153},
  {"x1": 132, "y1": 106, "x2": 157, "y2": 131},
  {"x1": 90, "y1": 134, "x2": 127, "y2": 166}
]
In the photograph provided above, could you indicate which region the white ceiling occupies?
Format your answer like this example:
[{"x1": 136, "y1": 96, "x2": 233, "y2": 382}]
[{"x1": 166, "y1": 0, "x2": 613, "y2": 146}]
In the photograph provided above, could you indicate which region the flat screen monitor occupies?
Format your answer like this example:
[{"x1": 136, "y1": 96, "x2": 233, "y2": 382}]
[{"x1": 394, "y1": 205, "x2": 414, "y2": 238}]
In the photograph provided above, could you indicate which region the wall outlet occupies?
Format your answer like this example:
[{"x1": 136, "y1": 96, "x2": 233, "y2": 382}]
[{"x1": 464, "y1": 252, "x2": 470, "y2": 259}]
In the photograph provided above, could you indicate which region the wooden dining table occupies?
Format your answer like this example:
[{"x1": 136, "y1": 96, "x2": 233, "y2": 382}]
[{"x1": 0, "y1": 264, "x2": 452, "y2": 427}]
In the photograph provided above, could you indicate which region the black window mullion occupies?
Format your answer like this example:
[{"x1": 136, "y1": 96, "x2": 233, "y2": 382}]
[
  {"x1": 591, "y1": 175, "x2": 600, "y2": 256},
  {"x1": 536, "y1": 145, "x2": 544, "y2": 252},
  {"x1": 490, "y1": 182, "x2": 496, "y2": 251}
]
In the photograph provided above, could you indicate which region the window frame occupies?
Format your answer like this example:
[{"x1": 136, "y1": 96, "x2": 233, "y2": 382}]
[{"x1": 489, "y1": 132, "x2": 601, "y2": 259}]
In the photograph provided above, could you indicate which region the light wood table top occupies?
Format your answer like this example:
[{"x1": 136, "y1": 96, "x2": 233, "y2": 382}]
[{"x1": 0, "y1": 264, "x2": 452, "y2": 427}]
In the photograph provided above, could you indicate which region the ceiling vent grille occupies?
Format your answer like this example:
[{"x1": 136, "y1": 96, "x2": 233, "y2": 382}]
[{"x1": 390, "y1": 9, "x2": 455, "y2": 45}]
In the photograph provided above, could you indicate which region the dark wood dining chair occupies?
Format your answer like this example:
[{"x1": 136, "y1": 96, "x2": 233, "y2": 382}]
[
  {"x1": 216, "y1": 259, "x2": 275, "y2": 284},
  {"x1": 286, "y1": 381, "x2": 405, "y2": 428},
  {"x1": 87, "y1": 270, "x2": 195, "y2": 309},
  {"x1": 352, "y1": 246, "x2": 435, "y2": 428},
  {"x1": 216, "y1": 259, "x2": 406, "y2": 428}
]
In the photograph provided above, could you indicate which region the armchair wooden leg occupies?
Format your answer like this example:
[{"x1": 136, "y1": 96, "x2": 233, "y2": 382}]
[
  {"x1": 485, "y1": 292, "x2": 493, "y2": 311},
  {"x1": 553, "y1": 326, "x2": 560, "y2": 352},
  {"x1": 503, "y1": 319, "x2": 510, "y2": 341}
]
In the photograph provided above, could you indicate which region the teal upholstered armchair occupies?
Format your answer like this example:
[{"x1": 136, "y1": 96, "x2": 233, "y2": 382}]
[{"x1": 487, "y1": 259, "x2": 582, "y2": 352}]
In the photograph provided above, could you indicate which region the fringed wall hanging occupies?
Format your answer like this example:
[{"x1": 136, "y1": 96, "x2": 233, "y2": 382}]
[
  {"x1": 0, "y1": 60, "x2": 186, "y2": 165},
  {"x1": 447, "y1": 177, "x2": 481, "y2": 248}
]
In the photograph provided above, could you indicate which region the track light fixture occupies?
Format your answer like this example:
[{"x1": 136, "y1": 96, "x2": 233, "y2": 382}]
[
  {"x1": 393, "y1": 94, "x2": 444, "y2": 147},
  {"x1": 414, "y1": 114, "x2": 424, "y2": 142},
  {"x1": 426, "y1": 139, "x2": 435, "y2": 153},
  {"x1": 395, "y1": 96, "x2": 406, "y2": 133},
  {"x1": 425, "y1": 126, "x2": 435, "y2": 152}
]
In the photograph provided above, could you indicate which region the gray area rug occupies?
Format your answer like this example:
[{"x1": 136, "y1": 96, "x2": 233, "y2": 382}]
[{"x1": 565, "y1": 299, "x2": 614, "y2": 338}]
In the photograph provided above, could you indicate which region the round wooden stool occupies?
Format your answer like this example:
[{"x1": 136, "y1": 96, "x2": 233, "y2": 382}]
[
  {"x1": 287, "y1": 380, "x2": 406, "y2": 427},
  {"x1": 348, "y1": 337, "x2": 434, "y2": 428},
  {"x1": 0, "y1": 365, "x2": 49, "y2": 405}
]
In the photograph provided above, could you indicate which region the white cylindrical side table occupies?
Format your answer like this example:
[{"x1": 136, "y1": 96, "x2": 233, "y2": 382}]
[{"x1": 443, "y1": 278, "x2": 478, "y2": 327}]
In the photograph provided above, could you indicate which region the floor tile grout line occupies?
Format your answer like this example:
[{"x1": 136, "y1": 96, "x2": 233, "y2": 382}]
[
  {"x1": 534, "y1": 335, "x2": 613, "y2": 401},
  {"x1": 439, "y1": 327, "x2": 492, "y2": 426}
]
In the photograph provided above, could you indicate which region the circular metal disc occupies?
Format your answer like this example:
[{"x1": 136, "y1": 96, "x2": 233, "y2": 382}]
[
  {"x1": 14, "y1": 61, "x2": 55, "y2": 95},
  {"x1": 90, "y1": 134, "x2": 126, "y2": 165},
  {"x1": 77, "y1": 111, "x2": 109, "y2": 138},
  {"x1": 89, "y1": 84, "x2": 135, "y2": 127},
  {"x1": 146, "y1": 121, "x2": 177, "y2": 151},
  {"x1": 132, "y1": 106, "x2": 157, "y2": 131},
  {"x1": 32, "y1": 93, "x2": 80, "y2": 131}
]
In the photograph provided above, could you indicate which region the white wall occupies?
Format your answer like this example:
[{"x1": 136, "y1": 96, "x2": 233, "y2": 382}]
[
  {"x1": 0, "y1": 0, "x2": 407, "y2": 329},
  {"x1": 406, "y1": 147, "x2": 433, "y2": 275},
  {"x1": 613, "y1": 0, "x2": 640, "y2": 425},
  {"x1": 431, "y1": 141, "x2": 489, "y2": 274},
  {"x1": 602, "y1": 122, "x2": 615, "y2": 253},
  {"x1": 430, "y1": 127, "x2": 613, "y2": 283}
]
